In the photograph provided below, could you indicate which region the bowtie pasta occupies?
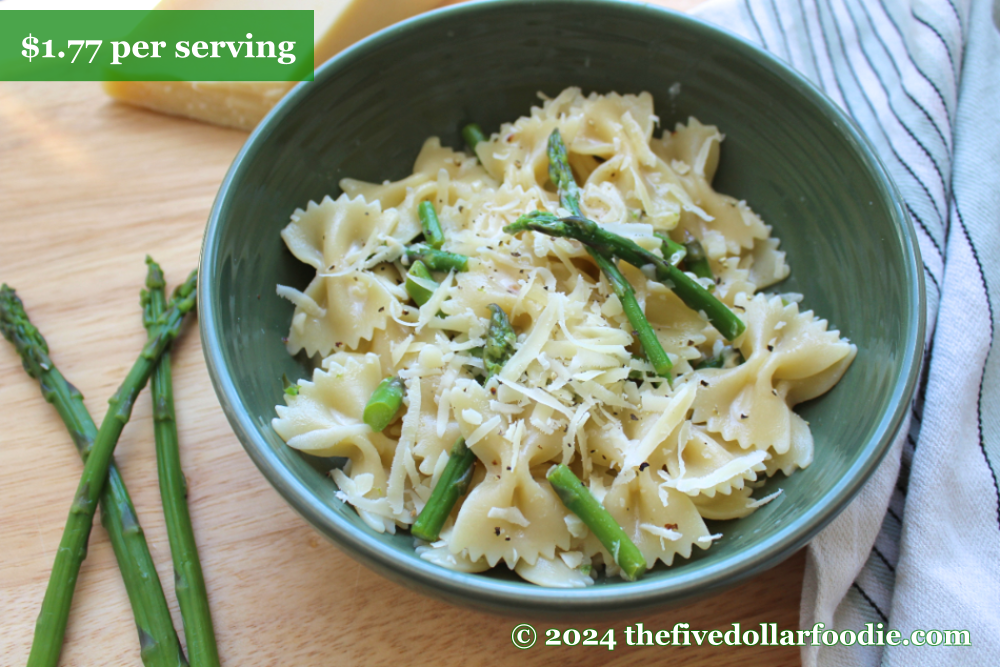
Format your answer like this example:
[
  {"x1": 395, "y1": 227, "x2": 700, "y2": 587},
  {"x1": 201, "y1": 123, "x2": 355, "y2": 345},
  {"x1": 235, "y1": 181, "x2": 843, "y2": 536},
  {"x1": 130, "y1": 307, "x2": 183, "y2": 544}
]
[{"x1": 272, "y1": 87, "x2": 856, "y2": 587}]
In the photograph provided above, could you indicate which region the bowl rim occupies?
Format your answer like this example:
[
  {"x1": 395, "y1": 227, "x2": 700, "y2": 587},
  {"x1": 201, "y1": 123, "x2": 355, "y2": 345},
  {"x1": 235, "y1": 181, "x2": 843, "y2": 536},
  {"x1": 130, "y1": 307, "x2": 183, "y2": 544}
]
[{"x1": 199, "y1": 0, "x2": 925, "y2": 613}]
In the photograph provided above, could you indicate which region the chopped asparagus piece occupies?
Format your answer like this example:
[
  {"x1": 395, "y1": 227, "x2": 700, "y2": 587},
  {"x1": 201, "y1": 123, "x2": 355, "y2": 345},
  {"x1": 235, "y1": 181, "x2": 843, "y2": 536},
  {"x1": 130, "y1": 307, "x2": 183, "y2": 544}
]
[
  {"x1": 418, "y1": 200, "x2": 445, "y2": 250},
  {"x1": 410, "y1": 437, "x2": 477, "y2": 542},
  {"x1": 405, "y1": 260, "x2": 439, "y2": 307},
  {"x1": 483, "y1": 304, "x2": 516, "y2": 381},
  {"x1": 363, "y1": 376, "x2": 405, "y2": 432},
  {"x1": 462, "y1": 122, "x2": 487, "y2": 155}
]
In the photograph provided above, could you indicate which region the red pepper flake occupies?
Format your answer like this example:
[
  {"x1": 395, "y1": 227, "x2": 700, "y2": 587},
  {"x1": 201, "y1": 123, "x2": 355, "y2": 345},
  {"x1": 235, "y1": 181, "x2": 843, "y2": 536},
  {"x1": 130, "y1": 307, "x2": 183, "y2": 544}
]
[{"x1": 664, "y1": 523, "x2": 678, "y2": 530}]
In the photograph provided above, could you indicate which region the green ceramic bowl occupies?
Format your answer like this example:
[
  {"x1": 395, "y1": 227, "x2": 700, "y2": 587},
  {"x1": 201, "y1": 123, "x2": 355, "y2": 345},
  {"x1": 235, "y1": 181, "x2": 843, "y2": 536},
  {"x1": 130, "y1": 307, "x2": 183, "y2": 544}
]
[{"x1": 199, "y1": 0, "x2": 924, "y2": 617}]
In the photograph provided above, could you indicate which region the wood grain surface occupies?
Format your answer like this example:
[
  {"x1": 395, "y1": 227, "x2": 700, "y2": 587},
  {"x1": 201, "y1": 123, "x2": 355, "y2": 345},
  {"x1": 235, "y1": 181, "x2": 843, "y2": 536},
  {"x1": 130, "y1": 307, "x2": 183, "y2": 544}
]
[{"x1": 0, "y1": 2, "x2": 805, "y2": 665}]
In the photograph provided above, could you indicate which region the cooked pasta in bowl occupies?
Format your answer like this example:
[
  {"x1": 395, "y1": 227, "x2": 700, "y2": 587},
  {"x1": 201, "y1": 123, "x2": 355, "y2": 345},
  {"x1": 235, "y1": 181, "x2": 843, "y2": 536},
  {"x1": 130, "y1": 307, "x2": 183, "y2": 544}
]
[
  {"x1": 270, "y1": 88, "x2": 857, "y2": 587},
  {"x1": 200, "y1": 0, "x2": 923, "y2": 615}
]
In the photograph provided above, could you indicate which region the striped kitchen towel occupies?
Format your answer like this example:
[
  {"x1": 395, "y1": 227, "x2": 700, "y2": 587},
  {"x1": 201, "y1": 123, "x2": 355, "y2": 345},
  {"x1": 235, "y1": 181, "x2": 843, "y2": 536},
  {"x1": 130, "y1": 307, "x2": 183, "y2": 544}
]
[{"x1": 686, "y1": 0, "x2": 1000, "y2": 663}]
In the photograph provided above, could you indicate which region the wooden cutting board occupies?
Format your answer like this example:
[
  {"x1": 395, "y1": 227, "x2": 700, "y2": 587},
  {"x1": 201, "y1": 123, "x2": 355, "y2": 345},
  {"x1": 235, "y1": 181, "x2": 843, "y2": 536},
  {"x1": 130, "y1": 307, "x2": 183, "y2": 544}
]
[{"x1": 0, "y1": 2, "x2": 804, "y2": 665}]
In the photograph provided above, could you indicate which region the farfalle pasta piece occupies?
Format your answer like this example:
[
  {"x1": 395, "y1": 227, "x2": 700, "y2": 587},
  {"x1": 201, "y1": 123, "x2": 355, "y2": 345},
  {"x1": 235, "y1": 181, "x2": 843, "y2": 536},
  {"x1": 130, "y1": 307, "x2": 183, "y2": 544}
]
[
  {"x1": 589, "y1": 469, "x2": 711, "y2": 568},
  {"x1": 341, "y1": 137, "x2": 499, "y2": 241},
  {"x1": 693, "y1": 485, "x2": 783, "y2": 520},
  {"x1": 764, "y1": 410, "x2": 814, "y2": 477},
  {"x1": 643, "y1": 281, "x2": 711, "y2": 363},
  {"x1": 281, "y1": 270, "x2": 399, "y2": 356},
  {"x1": 449, "y1": 421, "x2": 572, "y2": 567},
  {"x1": 279, "y1": 195, "x2": 405, "y2": 353},
  {"x1": 281, "y1": 194, "x2": 400, "y2": 272},
  {"x1": 713, "y1": 256, "x2": 758, "y2": 308},
  {"x1": 653, "y1": 119, "x2": 771, "y2": 256},
  {"x1": 651, "y1": 116, "x2": 723, "y2": 182},
  {"x1": 515, "y1": 553, "x2": 594, "y2": 588},
  {"x1": 691, "y1": 292, "x2": 856, "y2": 454},
  {"x1": 746, "y1": 237, "x2": 790, "y2": 291},
  {"x1": 273, "y1": 352, "x2": 394, "y2": 499},
  {"x1": 416, "y1": 534, "x2": 491, "y2": 573},
  {"x1": 659, "y1": 422, "x2": 768, "y2": 498},
  {"x1": 440, "y1": 257, "x2": 524, "y2": 323},
  {"x1": 449, "y1": 378, "x2": 564, "y2": 468},
  {"x1": 619, "y1": 382, "x2": 696, "y2": 476}
]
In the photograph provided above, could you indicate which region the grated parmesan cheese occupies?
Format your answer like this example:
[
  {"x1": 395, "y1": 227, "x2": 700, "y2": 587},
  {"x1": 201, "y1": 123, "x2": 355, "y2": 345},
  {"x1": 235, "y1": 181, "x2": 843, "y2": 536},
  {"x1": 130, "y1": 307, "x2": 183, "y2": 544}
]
[{"x1": 272, "y1": 87, "x2": 856, "y2": 587}]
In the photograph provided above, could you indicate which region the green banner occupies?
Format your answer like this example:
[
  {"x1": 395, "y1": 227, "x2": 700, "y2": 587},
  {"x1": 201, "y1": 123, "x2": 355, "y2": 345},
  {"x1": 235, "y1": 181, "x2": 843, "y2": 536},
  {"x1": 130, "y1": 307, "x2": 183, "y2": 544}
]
[{"x1": 0, "y1": 10, "x2": 314, "y2": 81}]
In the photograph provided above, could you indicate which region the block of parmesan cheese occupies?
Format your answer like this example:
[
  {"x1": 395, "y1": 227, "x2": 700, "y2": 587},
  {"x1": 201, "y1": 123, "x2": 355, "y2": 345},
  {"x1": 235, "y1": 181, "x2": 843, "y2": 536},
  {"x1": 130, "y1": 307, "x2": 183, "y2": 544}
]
[{"x1": 103, "y1": 0, "x2": 443, "y2": 130}]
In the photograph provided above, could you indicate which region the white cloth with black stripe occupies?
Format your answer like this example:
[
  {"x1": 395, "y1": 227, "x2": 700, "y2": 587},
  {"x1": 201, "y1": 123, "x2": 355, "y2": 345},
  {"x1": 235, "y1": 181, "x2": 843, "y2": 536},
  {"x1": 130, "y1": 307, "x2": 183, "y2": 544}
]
[{"x1": 687, "y1": 0, "x2": 1000, "y2": 663}]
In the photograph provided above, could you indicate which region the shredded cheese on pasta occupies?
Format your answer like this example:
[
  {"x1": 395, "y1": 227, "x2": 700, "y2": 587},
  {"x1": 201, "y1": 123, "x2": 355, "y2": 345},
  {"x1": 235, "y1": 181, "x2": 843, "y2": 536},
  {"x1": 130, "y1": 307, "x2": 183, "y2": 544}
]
[{"x1": 272, "y1": 88, "x2": 857, "y2": 586}]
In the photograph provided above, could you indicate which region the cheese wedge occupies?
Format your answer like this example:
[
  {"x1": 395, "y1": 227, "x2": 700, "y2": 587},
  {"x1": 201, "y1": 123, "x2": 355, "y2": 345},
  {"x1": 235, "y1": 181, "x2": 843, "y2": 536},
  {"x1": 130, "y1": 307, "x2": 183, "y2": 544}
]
[{"x1": 104, "y1": 0, "x2": 444, "y2": 130}]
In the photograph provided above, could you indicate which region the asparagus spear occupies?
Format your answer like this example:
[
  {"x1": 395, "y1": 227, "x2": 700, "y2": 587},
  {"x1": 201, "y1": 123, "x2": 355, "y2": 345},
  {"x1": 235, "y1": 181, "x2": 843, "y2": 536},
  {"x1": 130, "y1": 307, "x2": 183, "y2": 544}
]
[
  {"x1": 0, "y1": 285, "x2": 187, "y2": 667},
  {"x1": 521, "y1": 129, "x2": 735, "y2": 340},
  {"x1": 418, "y1": 200, "x2": 445, "y2": 250},
  {"x1": 25, "y1": 267, "x2": 197, "y2": 667},
  {"x1": 410, "y1": 304, "x2": 516, "y2": 542},
  {"x1": 405, "y1": 243, "x2": 469, "y2": 273},
  {"x1": 682, "y1": 238, "x2": 713, "y2": 282},
  {"x1": 546, "y1": 129, "x2": 672, "y2": 375},
  {"x1": 363, "y1": 376, "x2": 405, "y2": 432},
  {"x1": 404, "y1": 260, "x2": 438, "y2": 307},
  {"x1": 654, "y1": 231, "x2": 687, "y2": 266},
  {"x1": 461, "y1": 122, "x2": 487, "y2": 156},
  {"x1": 546, "y1": 464, "x2": 647, "y2": 581},
  {"x1": 142, "y1": 260, "x2": 219, "y2": 667},
  {"x1": 505, "y1": 211, "x2": 746, "y2": 341}
]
